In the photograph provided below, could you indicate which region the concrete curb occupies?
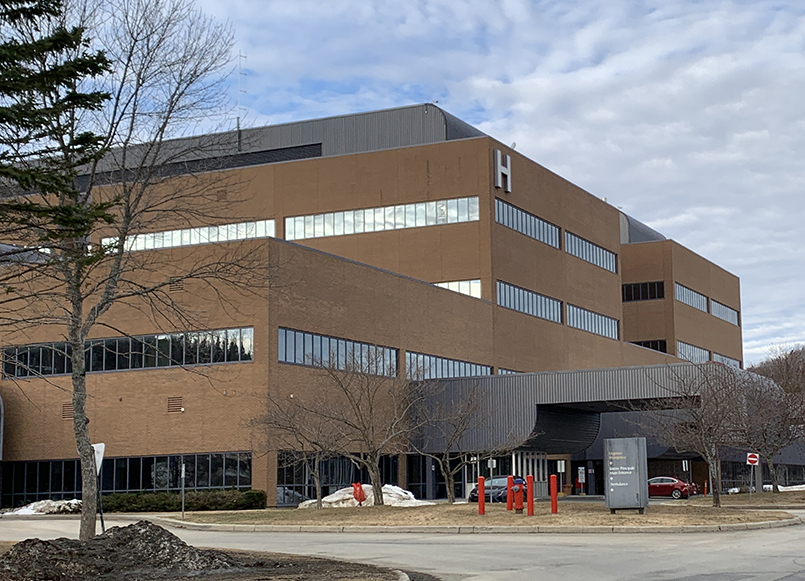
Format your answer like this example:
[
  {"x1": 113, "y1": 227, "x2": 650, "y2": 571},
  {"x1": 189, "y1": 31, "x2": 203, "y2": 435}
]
[{"x1": 143, "y1": 515, "x2": 803, "y2": 534}]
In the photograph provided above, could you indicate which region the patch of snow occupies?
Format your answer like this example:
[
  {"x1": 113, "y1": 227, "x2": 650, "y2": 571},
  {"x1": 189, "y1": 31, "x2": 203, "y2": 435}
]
[
  {"x1": 777, "y1": 483, "x2": 805, "y2": 492},
  {"x1": 298, "y1": 484, "x2": 433, "y2": 509},
  {"x1": 7, "y1": 499, "x2": 82, "y2": 515}
]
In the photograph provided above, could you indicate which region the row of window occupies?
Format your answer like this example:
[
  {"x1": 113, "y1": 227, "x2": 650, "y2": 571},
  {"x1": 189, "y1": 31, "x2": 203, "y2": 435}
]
[
  {"x1": 674, "y1": 283, "x2": 708, "y2": 312},
  {"x1": 676, "y1": 341, "x2": 711, "y2": 363},
  {"x1": 713, "y1": 352, "x2": 742, "y2": 368},
  {"x1": 285, "y1": 196, "x2": 480, "y2": 241},
  {"x1": 497, "y1": 280, "x2": 620, "y2": 340},
  {"x1": 277, "y1": 327, "x2": 398, "y2": 377},
  {"x1": 497, "y1": 368, "x2": 521, "y2": 375},
  {"x1": 2, "y1": 328, "x2": 253, "y2": 378},
  {"x1": 623, "y1": 281, "x2": 665, "y2": 302},
  {"x1": 102, "y1": 220, "x2": 275, "y2": 252},
  {"x1": 567, "y1": 304, "x2": 620, "y2": 340},
  {"x1": 434, "y1": 279, "x2": 482, "y2": 299},
  {"x1": 630, "y1": 340, "x2": 668, "y2": 353},
  {"x1": 565, "y1": 232, "x2": 618, "y2": 273},
  {"x1": 496, "y1": 280, "x2": 562, "y2": 324},
  {"x1": 677, "y1": 340, "x2": 741, "y2": 368},
  {"x1": 494, "y1": 198, "x2": 560, "y2": 249},
  {"x1": 675, "y1": 283, "x2": 740, "y2": 326},
  {"x1": 494, "y1": 198, "x2": 618, "y2": 273},
  {"x1": 0, "y1": 451, "x2": 251, "y2": 508},
  {"x1": 711, "y1": 300, "x2": 740, "y2": 326},
  {"x1": 405, "y1": 351, "x2": 492, "y2": 380}
]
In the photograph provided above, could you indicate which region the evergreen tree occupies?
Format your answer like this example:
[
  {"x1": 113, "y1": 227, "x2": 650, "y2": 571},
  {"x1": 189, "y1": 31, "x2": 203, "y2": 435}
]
[{"x1": 0, "y1": 0, "x2": 111, "y2": 244}]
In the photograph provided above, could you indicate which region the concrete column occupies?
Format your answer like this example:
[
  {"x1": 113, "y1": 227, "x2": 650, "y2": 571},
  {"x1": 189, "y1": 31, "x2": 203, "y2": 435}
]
[
  {"x1": 253, "y1": 449, "x2": 277, "y2": 507},
  {"x1": 425, "y1": 456, "x2": 436, "y2": 500},
  {"x1": 397, "y1": 454, "x2": 408, "y2": 489}
]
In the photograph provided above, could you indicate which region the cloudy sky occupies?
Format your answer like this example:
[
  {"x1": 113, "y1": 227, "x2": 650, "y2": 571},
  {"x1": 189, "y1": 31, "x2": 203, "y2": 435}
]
[{"x1": 197, "y1": 0, "x2": 805, "y2": 364}]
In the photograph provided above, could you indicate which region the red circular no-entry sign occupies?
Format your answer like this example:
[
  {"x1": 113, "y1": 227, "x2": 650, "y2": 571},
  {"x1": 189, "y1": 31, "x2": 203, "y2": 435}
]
[{"x1": 746, "y1": 453, "x2": 759, "y2": 466}]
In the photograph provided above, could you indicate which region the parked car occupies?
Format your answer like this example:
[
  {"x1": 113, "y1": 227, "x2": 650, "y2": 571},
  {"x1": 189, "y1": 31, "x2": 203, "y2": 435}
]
[
  {"x1": 468, "y1": 476, "x2": 524, "y2": 502},
  {"x1": 648, "y1": 476, "x2": 697, "y2": 499}
]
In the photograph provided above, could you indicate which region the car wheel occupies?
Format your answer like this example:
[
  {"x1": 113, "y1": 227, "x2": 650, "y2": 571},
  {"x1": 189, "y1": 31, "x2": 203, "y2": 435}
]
[{"x1": 671, "y1": 489, "x2": 682, "y2": 499}]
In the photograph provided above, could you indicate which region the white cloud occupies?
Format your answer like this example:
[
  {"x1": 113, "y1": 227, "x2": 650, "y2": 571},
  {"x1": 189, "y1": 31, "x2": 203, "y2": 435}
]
[{"x1": 197, "y1": 0, "x2": 805, "y2": 364}]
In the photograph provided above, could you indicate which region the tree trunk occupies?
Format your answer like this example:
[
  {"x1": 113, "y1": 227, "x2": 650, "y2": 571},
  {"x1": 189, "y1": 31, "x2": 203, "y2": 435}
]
[
  {"x1": 313, "y1": 454, "x2": 323, "y2": 509},
  {"x1": 366, "y1": 460, "x2": 384, "y2": 506},
  {"x1": 768, "y1": 458, "x2": 779, "y2": 493},
  {"x1": 433, "y1": 455, "x2": 456, "y2": 503},
  {"x1": 71, "y1": 335, "x2": 97, "y2": 540},
  {"x1": 708, "y1": 458, "x2": 721, "y2": 508}
]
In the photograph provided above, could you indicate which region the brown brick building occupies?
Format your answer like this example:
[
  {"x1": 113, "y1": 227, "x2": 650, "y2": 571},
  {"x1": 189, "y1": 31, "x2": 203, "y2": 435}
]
[{"x1": 0, "y1": 104, "x2": 742, "y2": 506}]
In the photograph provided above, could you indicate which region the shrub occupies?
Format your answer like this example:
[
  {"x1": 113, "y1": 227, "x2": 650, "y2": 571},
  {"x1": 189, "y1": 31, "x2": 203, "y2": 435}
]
[{"x1": 101, "y1": 489, "x2": 266, "y2": 512}]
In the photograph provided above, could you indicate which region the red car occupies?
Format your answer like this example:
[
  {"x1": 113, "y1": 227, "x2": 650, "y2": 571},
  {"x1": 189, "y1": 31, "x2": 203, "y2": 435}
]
[{"x1": 648, "y1": 476, "x2": 697, "y2": 499}]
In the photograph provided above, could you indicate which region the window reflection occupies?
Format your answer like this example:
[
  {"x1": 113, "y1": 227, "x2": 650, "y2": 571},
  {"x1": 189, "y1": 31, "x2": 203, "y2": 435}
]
[{"x1": 2, "y1": 327, "x2": 254, "y2": 378}]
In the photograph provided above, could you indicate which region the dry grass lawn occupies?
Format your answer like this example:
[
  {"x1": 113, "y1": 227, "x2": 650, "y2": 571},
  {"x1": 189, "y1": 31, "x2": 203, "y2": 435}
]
[
  {"x1": 177, "y1": 500, "x2": 794, "y2": 527},
  {"x1": 685, "y1": 490, "x2": 805, "y2": 506}
]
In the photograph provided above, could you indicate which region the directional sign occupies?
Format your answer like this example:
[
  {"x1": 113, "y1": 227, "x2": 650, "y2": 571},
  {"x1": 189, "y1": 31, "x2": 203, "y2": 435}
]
[
  {"x1": 91, "y1": 443, "x2": 105, "y2": 476},
  {"x1": 746, "y1": 453, "x2": 759, "y2": 466}
]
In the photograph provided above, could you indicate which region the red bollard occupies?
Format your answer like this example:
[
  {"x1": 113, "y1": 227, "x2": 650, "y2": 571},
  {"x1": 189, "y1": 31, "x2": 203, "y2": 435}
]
[
  {"x1": 478, "y1": 476, "x2": 485, "y2": 515},
  {"x1": 506, "y1": 475, "x2": 514, "y2": 511},
  {"x1": 550, "y1": 474, "x2": 558, "y2": 514},
  {"x1": 527, "y1": 475, "x2": 534, "y2": 516}
]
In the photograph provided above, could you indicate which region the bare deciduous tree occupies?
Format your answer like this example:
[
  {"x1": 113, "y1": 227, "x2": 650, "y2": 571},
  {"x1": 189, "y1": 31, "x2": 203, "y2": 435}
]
[
  {"x1": 252, "y1": 394, "x2": 343, "y2": 509},
  {"x1": 270, "y1": 352, "x2": 428, "y2": 506},
  {"x1": 750, "y1": 345, "x2": 805, "y2": 394},
  {"x1": 640, "y1": 363, "x2": 746, "y2": 508},
  {"x1": 743, "y1": 347, "x2": 805, "y2": 491},
  {"x1": 737, "y1": 377, "x2": 805, "y2": 492},
  {"x1": 0, "y1": 0, "x2": 268, "y2": 540}
]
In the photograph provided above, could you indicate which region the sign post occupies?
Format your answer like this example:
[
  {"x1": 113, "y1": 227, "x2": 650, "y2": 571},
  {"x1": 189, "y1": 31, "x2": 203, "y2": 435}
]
[
  {"x1": 181, "y1": 462, "x2": 186, "y2": 520},
  {"x1": 747, "y1": 453, "x2": 759, "y2": 499},
  {"x1": 91, "y1": 443, "x2": 106, "y2": 533}
]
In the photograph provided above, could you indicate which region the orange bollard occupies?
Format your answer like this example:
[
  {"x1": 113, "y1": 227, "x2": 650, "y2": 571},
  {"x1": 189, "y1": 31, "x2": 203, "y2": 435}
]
[
  {"x1": 527, "y1": 475, "x2": 534, "y2": 516},
  {"x1": 506, "y1": 475, "x2": 514, "y2": 511},
  {"x1": 550, "y1": 474, "x2": 558, "y2": 514},
  {"x1": 478, "y1": 476, "x2": 485, "y2": 515},
  {"x1": 704, "y1": 480, "x2": 708, "y2": 497}
]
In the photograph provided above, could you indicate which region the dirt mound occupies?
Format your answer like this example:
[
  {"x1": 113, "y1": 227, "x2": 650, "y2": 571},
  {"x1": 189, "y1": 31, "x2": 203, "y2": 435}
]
[{"x1": 0, "y1": 521, "x2": 264, "y2": 580}]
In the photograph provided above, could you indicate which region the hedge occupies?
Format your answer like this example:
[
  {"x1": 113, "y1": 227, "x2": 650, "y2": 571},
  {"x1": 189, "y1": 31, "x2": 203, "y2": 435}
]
[{"x1": 100, "y1": 489, "x2": 266, "y2": 512}]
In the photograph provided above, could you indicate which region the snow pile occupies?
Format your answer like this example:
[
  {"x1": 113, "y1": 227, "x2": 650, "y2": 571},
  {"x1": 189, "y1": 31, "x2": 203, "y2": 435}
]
[
  {"x1": 298, "y1": 484, "x2": 433, "y2": 508},
  {"x1": 7, "y1": 499, "x2": 82, "y2": 515},
  {"x1": 777, "y1": 483, "x2": 805, "y2": 492}
]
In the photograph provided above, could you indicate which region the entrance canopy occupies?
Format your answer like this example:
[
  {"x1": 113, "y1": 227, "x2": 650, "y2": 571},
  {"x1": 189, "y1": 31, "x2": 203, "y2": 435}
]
[{"x1": 422, "y1": 362, "x2": 744, "y2": 454}]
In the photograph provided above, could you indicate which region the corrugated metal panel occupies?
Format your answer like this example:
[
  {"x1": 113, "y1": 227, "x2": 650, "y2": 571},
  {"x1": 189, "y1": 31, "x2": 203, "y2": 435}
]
[
  {"x1": 89, "y1": 104, "x2": 487, "y2": 175},
  {"x1": 424, "y1": 363, "x2": 745, "y2": 454}
]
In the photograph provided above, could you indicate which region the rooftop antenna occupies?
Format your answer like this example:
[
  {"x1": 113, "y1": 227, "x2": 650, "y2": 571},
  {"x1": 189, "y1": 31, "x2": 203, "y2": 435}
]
[{"x1": 237, "y1": 51, "x2": 247, "y2": 151}]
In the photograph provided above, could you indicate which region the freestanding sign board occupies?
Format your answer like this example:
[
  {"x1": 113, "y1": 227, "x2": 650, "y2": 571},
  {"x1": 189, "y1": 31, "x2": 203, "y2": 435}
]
[{"x1": 604, "y1": 437, "x2": 649, "y2": 514}]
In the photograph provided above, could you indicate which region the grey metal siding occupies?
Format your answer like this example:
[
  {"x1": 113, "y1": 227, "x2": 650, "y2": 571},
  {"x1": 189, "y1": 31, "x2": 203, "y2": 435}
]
[{"x1": 90, "y1": 104, "x2": 488, "y2": 175}]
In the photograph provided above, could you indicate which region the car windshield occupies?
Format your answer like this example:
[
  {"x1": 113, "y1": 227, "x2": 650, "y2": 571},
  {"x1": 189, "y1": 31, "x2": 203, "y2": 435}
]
[{"x1": 489, "y1": 477, "x2": 509, "y2": 486}]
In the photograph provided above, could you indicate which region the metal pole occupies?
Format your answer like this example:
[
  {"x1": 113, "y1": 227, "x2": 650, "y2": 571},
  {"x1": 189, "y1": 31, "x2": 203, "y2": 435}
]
[
  {"x1": 96, "y1": 471, "x2": 105, "y2": 534},
  {"x1": 181, "y1": 462, "x2": 186, "y2": 520}
]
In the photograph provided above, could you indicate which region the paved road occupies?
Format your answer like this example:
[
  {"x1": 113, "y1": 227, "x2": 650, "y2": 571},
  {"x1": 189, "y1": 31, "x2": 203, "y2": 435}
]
[{"x1": 2, "y1": 515, "x2": 805, "y2": 581}]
